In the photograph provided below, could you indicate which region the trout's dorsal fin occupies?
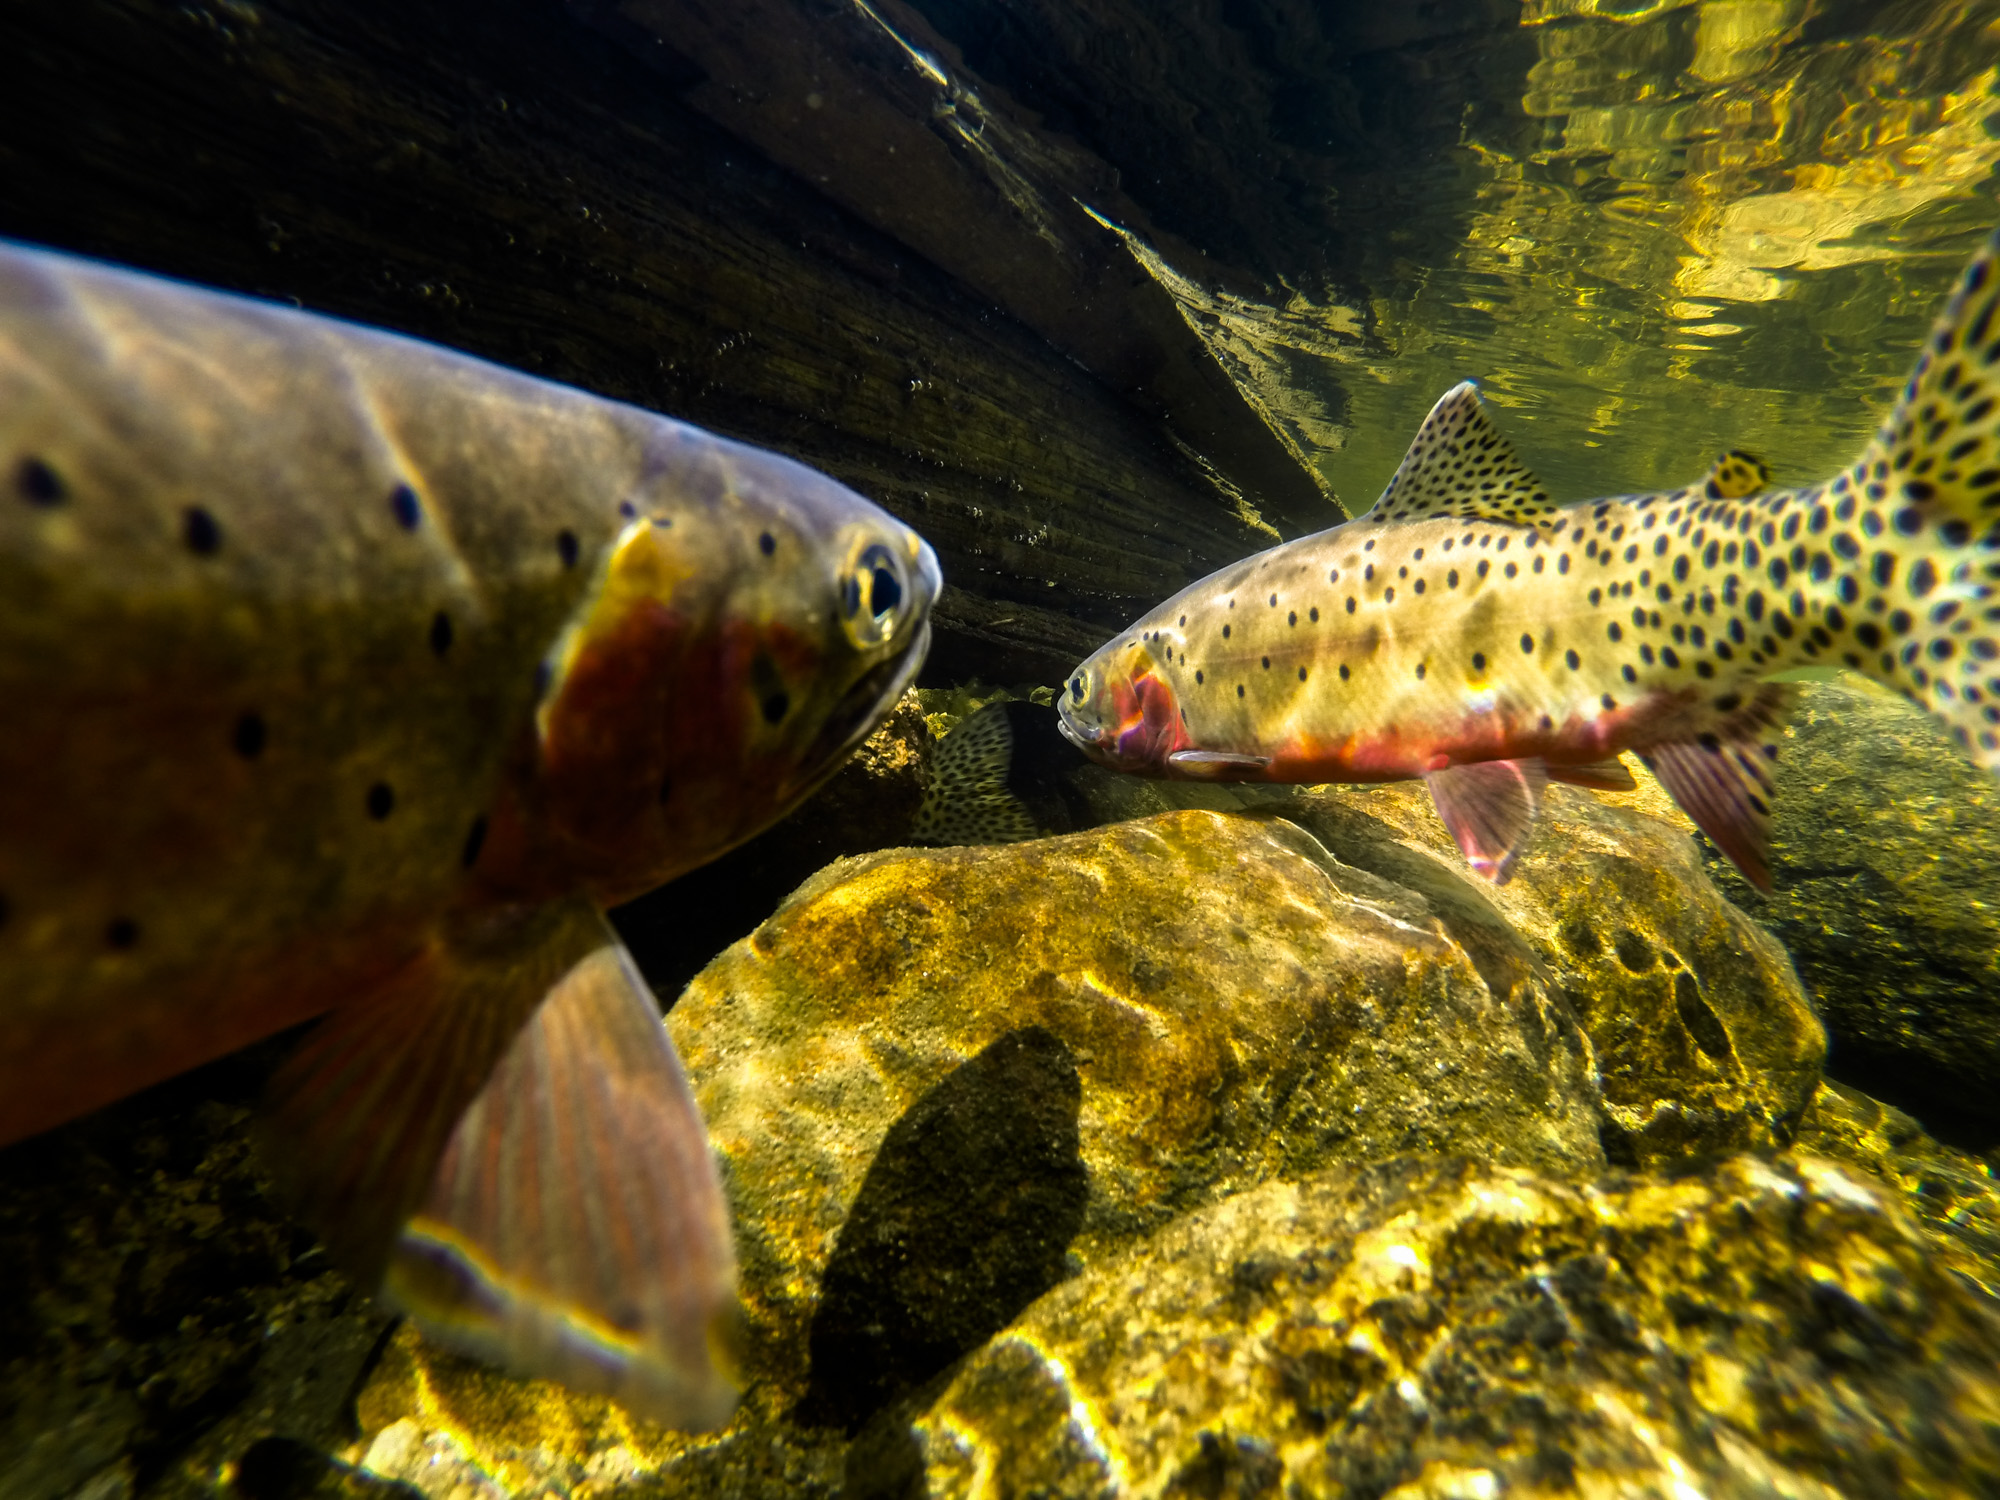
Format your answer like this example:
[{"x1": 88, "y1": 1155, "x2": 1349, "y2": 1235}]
[
  {"x1": 1702, "y1": 450, "x2": 1773, "y2": 499},
  {"x1": 1850, "y1": 231, "x2": 2000, "y2": 531},
  {"x1": 1364, "y1": 381, "x2": 1560, "y2": 527},
  {"x1": 1424, "y1": 756, "x2": 1549, "y2": 884},
  {"x1": 1636, "y1": 683, "x2": 1796, "y2": 893}
]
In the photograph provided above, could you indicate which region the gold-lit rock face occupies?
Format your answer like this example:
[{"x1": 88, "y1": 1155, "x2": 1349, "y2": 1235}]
[
  {"x1": 672, "y1": 810, "x2": 1605, "y2": 1411},
  {"x1": 1795, "y1": 1079, "x2": 2000, "y2": 1300},
  {"x1": 899, "y1": 1153, "x2": 2000, "y2": 1499},
  {"x1": 1277, "y1": 778, "x2": 1826, "y2": 1166}
]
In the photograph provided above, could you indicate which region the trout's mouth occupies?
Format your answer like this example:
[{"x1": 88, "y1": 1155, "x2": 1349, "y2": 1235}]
[{"x1": 804, "y1": 620, "x2": 932, "y2": 775}]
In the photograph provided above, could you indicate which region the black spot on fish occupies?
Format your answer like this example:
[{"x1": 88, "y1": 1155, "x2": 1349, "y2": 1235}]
[
  {"x1": 1196, "y1": 671, "x2": 1205, "y2": 684},
  {"x1": 1309, "y1": 607, "x2": 1319, "y2": 623},
  {"x1": 461, "y1": 815, "x2": 488, "y2": 868},
  {"x1": 183, "y1": 507, "x2": 221, "y2": 555},
  {"x1": 619, "y1": 500, "x2": 637, "y2": 519},
  {"x1": 1298, "y1": 666, "x2": 1308, "y2": 681},
  {"x1": 1520, "y1": 633, "x2": 1534, "y2": 654},
  {"x1": 1261, "y1": 656, "x2": 1270, "y2": 669},
  {"x1": 233, "y1": 713, "x2": 266, "y2": 759},
  {"x1": 14, "y1": 456, "x2": 63, "y2": 505},
  {"x1": 390, "y1": 484, "x2": 422, "y2": 530},
  {"x1": 1415, "y1": 662, "x2": 1426, "y2": 680},
  {"x1": 106, "y1": 917, "x2": 139, "y2": 950},
  {"x1": 430, "y1": 611, "x2": 454, "y2": 656},
  {"x1": 1565, "y1": 649, "x2": 1580, "y2": 670},
  {"x1": 1337, "y1": 664, "x2": 1348, "y2": 680},
  {"x1": 760, "y1": 530, "x2": 777, "y2": 556},
  {"x1": 367, "y1": 783, "x2": 396, "y2": 820},
  {"x1": 763, "y1": 689, "x2": 791, "y2": 724},
  {"x1": 1237, "y1": 684, "x2": 1246, "y2": 697},
  {"x1": 1222, "y1": 624, "x2": 1231, "y2": 639},
  {"x1": 557, "y1": 529, "x2": 580, "y2": 568}
]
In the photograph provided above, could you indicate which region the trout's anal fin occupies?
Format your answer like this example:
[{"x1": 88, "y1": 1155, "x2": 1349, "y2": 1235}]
[
  {"x1": 1546, "y1": 755, "x2": 1638, "y2": 792},
  {"x1": 1635, "y1": 684, "x2": 1796, "y2": 893},
  {"x1": 1423, "y1": 756, "x2": 1549, "y2": 884},
  {"x1": 387, "y1": 940, "x2": 740, "y2": 1430},
  {"x1": 1362, "y1": 382, "x2": 1561, "y2": 527},
  {"x1": 1168, "y1": 748, "x2": 1273, "y2": 774},
  {"x1": 1701, "y1": 449, "x2": 1773, "y2": 499},
  {"x1": 262, "y1": 898, "x2": 739, "y2": 1430}
]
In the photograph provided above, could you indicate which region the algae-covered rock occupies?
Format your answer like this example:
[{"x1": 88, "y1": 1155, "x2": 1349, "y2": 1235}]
[
  {"x1": 672, "y1": 809, "x2": 1603, "y2": 1425},
  {"x1": 1279, "y1": 779, "x2": 1825, "y2": 1167},
  {"x1": 0, "y1": 1046, "x2": 390, "y2": 1500},
  {"x1": 889, "y1": 1153, "x2": 2000, "y2": 1500},
  {"x1": 1794, "y1": 1078, "x2": 2000, "y2": 1298},
  {"x1": 1701, "y1": 681, "x2": 2000, "y2": 1150}
]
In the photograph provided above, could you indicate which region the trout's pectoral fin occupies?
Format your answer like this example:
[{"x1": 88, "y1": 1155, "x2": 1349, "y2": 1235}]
[
  {"x1": 387, "y1": 941, "x2": 740, "y2": 1430},
  {"x1": 1424, "y1": 756, "x2": 1549, "y2": 884},
  {"x1": 1167, "y1": 748, "x2": 1273, "y2": 774},
  {"x1": 1362, "y1": 381, "x2": 1561, "y2": 528},
  {"x1": 1546, "y1": 755, "x2": 1638, "y2": 792},
  {"x1": 1636, "y1": 685, "x2": 1795, "y2": 894},
  {"x1": 262, "y1": 897, "x2": 739, "y2": 1430}
]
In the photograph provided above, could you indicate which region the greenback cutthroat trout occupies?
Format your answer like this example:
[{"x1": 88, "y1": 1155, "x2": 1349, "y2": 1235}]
[
  {"x1": 1061, "y1": 228, "x2": 2000, "y2": 891},
  {"x1": 0, "y1": 241, "x2": 939, "y2": 1427}
]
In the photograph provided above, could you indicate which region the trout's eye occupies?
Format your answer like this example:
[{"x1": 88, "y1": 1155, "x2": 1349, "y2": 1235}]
[
  {"x1": 839, "y1": 541, "x2": 910, "y2": 649},
  {"x1": 1069, "y1": 670, "x2": 1090, "y2": 705}
]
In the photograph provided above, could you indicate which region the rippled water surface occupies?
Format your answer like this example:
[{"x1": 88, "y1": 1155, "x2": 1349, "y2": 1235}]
[{"x1": 1174, "y1": 1, "x2": 2000, "y2": 518}]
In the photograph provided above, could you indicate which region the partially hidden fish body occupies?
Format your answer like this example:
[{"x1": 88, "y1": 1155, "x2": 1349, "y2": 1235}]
[
  {"x1": 1060, "y1": 227, "x2": 2000, "y2": 890},
  {"x1": 0, "y1": 241, "x2": 940, "y2": 1425}
]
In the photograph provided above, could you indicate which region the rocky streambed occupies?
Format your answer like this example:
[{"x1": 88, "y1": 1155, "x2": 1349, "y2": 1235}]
[{"x1": 7, "y1": 680, "x2": 2000, "y2": 1499}]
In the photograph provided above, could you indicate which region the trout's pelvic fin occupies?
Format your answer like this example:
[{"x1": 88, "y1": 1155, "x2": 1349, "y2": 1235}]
[
  {"x1": 1546, "y1": 756, "x2": 1638, "y2": 792},
  {"x1": 1636, "y1": 683, "x2": 1796, "y2": 894},
  {"x1": 1702, "y1": 449, "x2": 1773, "y2": 499},
  {"x1": 1363, "y1": 381, "x2": 1562, "y2": 528},
  {"x1": 262, "y1": 897, "x2": 740, "y2": 1430},
  {"x1": 1424, "y1": 756, "x2": 1550, "y2": 885},
  {"x1": 387, "y1": 940, "x2": 740, "y2": 1430}
]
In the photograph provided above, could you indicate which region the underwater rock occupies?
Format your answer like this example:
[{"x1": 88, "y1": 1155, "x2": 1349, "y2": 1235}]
[
  {"x1": 1276, "y1": 779, "x2": 1825, "y2": 1167},
  {"x1": 0, "y1": 1045, "x2": 391, "y2": 1500},
  {"x1": 884, "y1": 1153, "x2": 2000, "y2": 1500},
  {"x1": 670, "y1": 809, "x2": 1604, "y2": 1425},
  {"x1": 1701, "y1": 680, "x2": 2000, "y2": 1152},
  {"x1": 1793, "y1": 1077, "x2": 2000, "y2": 1299}
]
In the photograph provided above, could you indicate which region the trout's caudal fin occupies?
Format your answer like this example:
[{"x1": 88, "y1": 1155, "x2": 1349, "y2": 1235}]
[
  {"x1": 1834, "y1": 227, "x2": 2000, "y2": 769},
  {"x1": 262, "y1": 899, "x2": 739, "y2": 1429}
]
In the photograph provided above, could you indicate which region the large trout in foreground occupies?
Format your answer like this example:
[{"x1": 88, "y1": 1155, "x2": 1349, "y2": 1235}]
[
  {"x1": 1061, "y1": 228, "x2": 2000, "y2": 891},
  {"x1": 0, "y1": 242, "x2": 940, "y2": 1426}
]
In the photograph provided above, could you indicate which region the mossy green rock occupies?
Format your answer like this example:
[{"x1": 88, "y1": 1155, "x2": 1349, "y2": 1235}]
[
  {"x1": 1702, "y1": 681, "x2": 2000, "y2": 1148},
  {"x1": 892, "y1": 1153, "x2": 2000, "y2": 1500},
  {"x1": 1275, "y1": 779, "x2": 1826, "y2": 1167},
  {"x1": 674, "y1": 809, "x2": 1606, "y2": 1420}
]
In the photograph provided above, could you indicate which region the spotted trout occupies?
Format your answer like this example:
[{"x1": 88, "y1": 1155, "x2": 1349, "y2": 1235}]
[
  {"x1": 0, "y1": 241, "x2": 939, "y2": 1426},
  {"x1": 1060, "y1": 229, "x2": 2000, "y2": 890}
]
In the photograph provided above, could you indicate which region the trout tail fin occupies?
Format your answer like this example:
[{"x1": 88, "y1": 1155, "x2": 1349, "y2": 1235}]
[{"x1": 1833, "y1": 227, "x2": 2000, "y2": 768}]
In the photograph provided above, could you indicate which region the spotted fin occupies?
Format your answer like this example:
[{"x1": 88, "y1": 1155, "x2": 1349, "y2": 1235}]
[
  {"x1": 1636, "y1": 684, "x2": 1795, "y2": 893},
  {"x1": 262, "y1": 896, "x2": 739, "y2": 1429},
  {"x1": 1363, "y1": 382, "x2": 1560, "y2": 527},
  {"x1": 386, "y1": 941, "x2": 740, "y2": 1430},
  {"x1": 911, "y1": 699, "x2": 1039, "y2": 846},
  {"x1": 1546, "y1": 756, "x2": 1637, "y2": 792},
  {"x1": 1849, "y1": 228, "x2": 2000, "y2": 534},
  {"x1": 1423, "y1": 756, "x2": 1549, "y2": 884},
  {"x1": 1702, "y1": 450, "x2": 1772, "y2": 499}
]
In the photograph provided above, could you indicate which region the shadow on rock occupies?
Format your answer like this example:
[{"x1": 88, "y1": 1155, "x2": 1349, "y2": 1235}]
[{"x1": 799, "y1": 1026, "x2": 1088, "y2": 1434}]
